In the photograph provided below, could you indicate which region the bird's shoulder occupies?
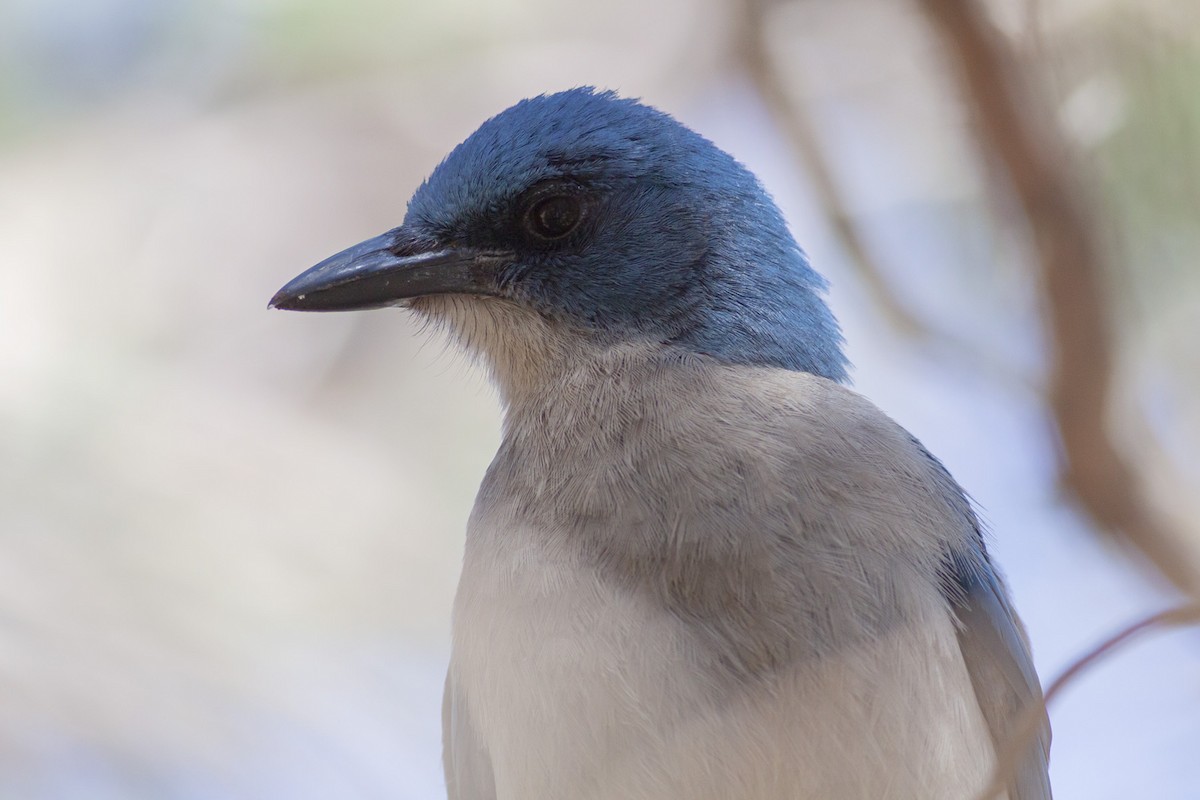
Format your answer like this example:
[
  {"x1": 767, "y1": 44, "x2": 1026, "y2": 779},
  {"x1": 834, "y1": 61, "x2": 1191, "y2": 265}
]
[
  {"x1": 490, "y1": 346, "x2": 977, "y2": 605},
  {"x1": 508, "y1": 344, "x2": 918, "y2": 470},
  {"x1": 496, "y1": 347, "x2": 960, "y2": 527}
]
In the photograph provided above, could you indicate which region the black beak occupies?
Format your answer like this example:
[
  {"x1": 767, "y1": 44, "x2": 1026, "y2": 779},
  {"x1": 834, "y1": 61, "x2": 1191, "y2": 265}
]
[{"x1": 270, "y1": 227, "x2": 514, "y2": 312}]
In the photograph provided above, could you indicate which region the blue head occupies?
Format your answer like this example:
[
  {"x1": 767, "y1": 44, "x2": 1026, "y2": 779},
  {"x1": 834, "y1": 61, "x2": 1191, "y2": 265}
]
[{"x1": 272, "y1": 88, "x2": 849, "y2": 382}]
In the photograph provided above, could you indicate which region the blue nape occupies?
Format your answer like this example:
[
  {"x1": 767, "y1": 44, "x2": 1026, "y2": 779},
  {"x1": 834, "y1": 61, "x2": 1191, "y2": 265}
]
[{"x1": 405, "y1": 88, "x2": 850, "y2": 382}]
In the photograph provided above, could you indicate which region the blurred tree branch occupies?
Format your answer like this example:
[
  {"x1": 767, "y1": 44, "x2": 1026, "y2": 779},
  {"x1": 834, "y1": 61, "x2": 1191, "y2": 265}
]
[
  {"x1": 734, "y1": 0, "x2": 930, "y2": 338},
  {"x1": 735, "y1": 0, "x2": 1038, "y2": 391},
  {"x1": 977, "y1": 602, "x2": 1200, "y2": 800},
  {"x1": 917, "y1": 0, "x2": 1200, "y2": 595}
]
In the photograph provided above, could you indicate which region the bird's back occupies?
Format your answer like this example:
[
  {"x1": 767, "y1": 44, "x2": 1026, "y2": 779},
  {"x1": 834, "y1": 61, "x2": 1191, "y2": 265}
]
[{"x1": 445, "y1": 343, "x2": 1026, "y2": 799}]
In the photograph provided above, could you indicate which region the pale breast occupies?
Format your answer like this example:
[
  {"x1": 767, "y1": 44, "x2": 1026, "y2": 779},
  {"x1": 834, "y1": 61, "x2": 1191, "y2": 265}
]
[
  {"x1": 447, "y1": 352, "x2": 1005, "y2": 799},
  {"x1": 450, "y1": 513, "x2": 999, "y2": 800}
]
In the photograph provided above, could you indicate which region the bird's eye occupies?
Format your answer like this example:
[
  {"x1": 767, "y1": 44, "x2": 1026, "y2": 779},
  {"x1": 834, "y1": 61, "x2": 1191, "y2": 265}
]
[{"x1": 525, "y1": 194, "x2": 583, "y2": 241}]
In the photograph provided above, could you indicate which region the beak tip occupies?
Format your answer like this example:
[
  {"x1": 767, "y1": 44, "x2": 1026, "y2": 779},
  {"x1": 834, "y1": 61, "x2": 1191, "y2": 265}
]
[{"x1": 269, "y1": 280, "x2": 311, "y2": 311}]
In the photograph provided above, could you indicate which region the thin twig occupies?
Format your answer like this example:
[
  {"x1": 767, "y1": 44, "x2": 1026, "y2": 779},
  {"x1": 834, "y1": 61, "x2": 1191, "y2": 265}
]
[
  {"x1": 974, "y1": 603, "x2": 1200, "y2": 800},
  {"x1": 735, "y1": 0, "x2": 929, "y2": 338},
  {"x1": 734, "y1": 0, "x2": 1038, "y2": 392}
]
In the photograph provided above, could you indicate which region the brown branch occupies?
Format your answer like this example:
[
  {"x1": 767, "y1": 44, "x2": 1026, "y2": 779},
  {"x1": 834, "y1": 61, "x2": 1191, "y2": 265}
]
[{"x1": 917, "y1": 0, "x2": 1200, "y2": 595}]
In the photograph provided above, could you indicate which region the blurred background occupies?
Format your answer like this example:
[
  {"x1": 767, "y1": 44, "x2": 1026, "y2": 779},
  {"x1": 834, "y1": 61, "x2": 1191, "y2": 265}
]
[{"x1": 1, "y1": 0, "x2": 1198, "y2": 796}]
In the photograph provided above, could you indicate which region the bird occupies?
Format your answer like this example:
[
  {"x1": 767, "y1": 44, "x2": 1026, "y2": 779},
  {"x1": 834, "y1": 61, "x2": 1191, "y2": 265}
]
[{"x1": 270, "y1": 88, "x2": 1051, "y2": 800}]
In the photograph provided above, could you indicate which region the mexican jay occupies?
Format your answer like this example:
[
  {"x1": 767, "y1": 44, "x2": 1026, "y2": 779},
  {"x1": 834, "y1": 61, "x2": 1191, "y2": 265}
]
[{"x1": 271, "y1": 88, "x2": 1051, "y2": 800}]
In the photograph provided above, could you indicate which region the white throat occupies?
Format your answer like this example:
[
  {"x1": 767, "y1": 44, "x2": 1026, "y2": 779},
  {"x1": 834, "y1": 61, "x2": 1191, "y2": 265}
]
[{"x1": 407, "y1": 295, "x2": 638, "y2": 413}]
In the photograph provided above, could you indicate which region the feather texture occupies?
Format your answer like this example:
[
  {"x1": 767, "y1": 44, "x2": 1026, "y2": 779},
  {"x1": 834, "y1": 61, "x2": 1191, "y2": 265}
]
[{"x1": 440, "y1": 337, "x2": 1048, "y2": 799}]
